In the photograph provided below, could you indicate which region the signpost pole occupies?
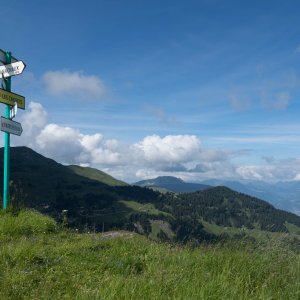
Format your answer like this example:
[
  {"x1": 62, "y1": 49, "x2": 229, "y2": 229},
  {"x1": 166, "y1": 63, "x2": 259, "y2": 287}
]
[{"x1": 3, "y1": 51, "x2": 11, "y2": 209}]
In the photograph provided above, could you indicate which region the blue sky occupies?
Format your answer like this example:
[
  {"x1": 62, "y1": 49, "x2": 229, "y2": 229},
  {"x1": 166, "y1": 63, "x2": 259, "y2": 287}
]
[{"x1": 1, "y1": 0, "x2": 300, "y2": 182}]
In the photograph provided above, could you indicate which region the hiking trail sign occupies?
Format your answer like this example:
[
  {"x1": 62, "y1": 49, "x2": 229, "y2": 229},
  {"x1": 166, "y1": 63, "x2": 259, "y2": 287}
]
[
  {"x1": 0, "y1": 49, "x2": 26, "y2": 209},
  {"x1": 0, "y1": 88, "x2": 25, "y2": 109}
]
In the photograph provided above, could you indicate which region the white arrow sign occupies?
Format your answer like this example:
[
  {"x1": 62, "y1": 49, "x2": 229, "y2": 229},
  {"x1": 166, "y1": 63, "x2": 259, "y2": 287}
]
[
  {"x1": 10, "y1": 102, "x2": 18, "y2": 119},
  {"x1": 0, "y1": 116, "x2": 22, "y2": 136},
  {"x1": 0, "y1": 61, "x2": 26, "y2": 79}
]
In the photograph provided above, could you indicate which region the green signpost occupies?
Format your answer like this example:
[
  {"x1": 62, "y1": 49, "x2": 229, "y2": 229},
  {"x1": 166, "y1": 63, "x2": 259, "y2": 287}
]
[
  {"x1": 3, "y1": 51, "x2": 11, "y2": 209},
  {"x1": 0, "y1": 50, "x2": 26, "y2": 209}
]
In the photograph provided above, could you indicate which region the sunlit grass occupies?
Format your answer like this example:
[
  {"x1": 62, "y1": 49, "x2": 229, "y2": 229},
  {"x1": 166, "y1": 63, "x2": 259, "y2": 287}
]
[{"x1": 0, "y1": 209, "x2": 299, "y2": 299}]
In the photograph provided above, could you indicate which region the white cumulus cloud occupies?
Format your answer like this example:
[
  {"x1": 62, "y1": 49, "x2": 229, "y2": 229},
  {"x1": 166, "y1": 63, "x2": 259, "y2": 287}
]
[
  {"x1": 80, "y1": 133, "x2": 103, "y2": 151},
  {"x1": 36, "y1": 124, "x2": 83, "y2": 163},
  {"x1": 14, "y1": 101, "x2": 48, "y2": 149},
  {"x1": 134, "y1": 134, "x2": 201, "y2": 164},
  {"x1": 15, "y1": 102, "x2": 121, "y2": 166}
]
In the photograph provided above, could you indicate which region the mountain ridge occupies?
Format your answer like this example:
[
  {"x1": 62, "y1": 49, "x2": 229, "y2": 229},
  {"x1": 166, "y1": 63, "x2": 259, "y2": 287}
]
[
  {"x1": 68, "y1": 165, "x2": 127, "y2": 186},
  {"x1": 135, "y1": 175, "x2": 300, "y2": 216},
  {"x1": 201, "y1": 178, "x2": 300, "y2": 215}
]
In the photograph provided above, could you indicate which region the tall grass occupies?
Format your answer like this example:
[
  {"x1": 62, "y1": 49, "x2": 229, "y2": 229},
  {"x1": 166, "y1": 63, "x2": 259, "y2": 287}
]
[
  {"x1": 0, "y1": 209, "x2": 299, "y2": 299},
  {"x1": 0, "y1": 209, "x2": 57, "y2": 237}
]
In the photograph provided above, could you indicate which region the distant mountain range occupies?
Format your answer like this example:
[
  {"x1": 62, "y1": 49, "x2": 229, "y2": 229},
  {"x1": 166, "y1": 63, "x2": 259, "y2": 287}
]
[
  {"x1": 1, "y1": 147, "x2": 300, "y2": 244},
  {"x1": 134, "y1": 176, "x2": 210, "y2": 193},
  {"x1": 134, "y1": 176, "x2": 300, "y2": 216}
]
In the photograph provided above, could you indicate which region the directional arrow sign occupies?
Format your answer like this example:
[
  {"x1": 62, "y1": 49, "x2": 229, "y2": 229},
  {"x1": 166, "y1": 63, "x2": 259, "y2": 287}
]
[
  {"x1": 0, "y1": 61, "x2": 26, "y2": 79},
  {"x1": 0, "y1": 49, "x2": 17, "y2": 64},
  {"x1": 0, "y1": 88, "x2": 25, "y2": 109},
  {"x1": 1, "y1": 117, "x2": 22, "y2": 136},
  {"x1": 10, "y1": 102, "x2": 18, "y2": 119}
]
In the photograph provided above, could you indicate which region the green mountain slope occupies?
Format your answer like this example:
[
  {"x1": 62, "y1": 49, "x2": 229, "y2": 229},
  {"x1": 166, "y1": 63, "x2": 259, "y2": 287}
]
[
  {"x1": 158, "y1": 186, "x2": 300, "y2": 240},
  {"x1": 0, "y1": 147, "x2": 161, "y2": 230},
  {"x1": 134, "y1": 176, "x2": 210, "y2": 193},
  {"x1": 2, "y1": 147, "x2": 300, "y2": 245},
  {"x1": 0, "y1": 146, "x2": 110, "y2": 208},
  {"x1": 68, "y1": 165, "x2": 127, "y2": 186}
]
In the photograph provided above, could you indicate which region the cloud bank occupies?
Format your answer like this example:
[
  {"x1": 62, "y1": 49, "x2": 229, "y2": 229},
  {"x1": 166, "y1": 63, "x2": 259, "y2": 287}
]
[{"x1": 12, "y1": 101, "x2": 300, "y2": 183}]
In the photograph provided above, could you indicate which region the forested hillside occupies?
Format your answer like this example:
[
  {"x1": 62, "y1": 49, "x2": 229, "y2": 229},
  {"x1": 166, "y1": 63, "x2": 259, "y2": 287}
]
[
  {"x1": 2, "y1": 147, "x2": 300, "y2": 245},
  {"x1": 158, "y1": 187, "x2": 300, "y2": 234}
]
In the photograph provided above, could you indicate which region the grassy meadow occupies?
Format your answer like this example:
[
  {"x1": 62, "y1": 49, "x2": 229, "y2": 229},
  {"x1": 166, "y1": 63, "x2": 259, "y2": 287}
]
[{"x1": 0, "y1": 209, "x2": 299, "y2": 299}]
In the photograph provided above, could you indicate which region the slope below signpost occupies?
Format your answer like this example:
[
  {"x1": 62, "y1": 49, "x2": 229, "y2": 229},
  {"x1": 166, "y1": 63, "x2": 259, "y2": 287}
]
[{"x1": 3, "y1": 146, "x2": 300, "y2": 246}]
